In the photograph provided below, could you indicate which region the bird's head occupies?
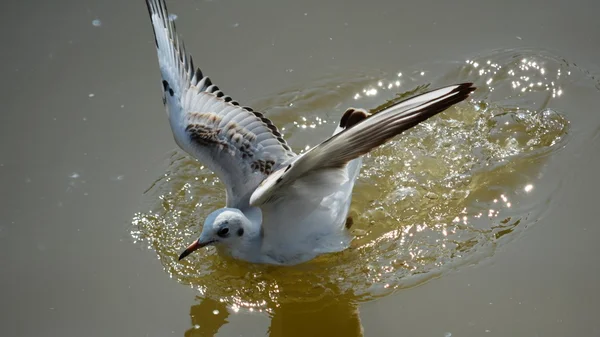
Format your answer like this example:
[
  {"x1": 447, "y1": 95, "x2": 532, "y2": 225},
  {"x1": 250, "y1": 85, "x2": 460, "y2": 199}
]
[{"x1": 178, "y1": 208, "x2": 251, "y2": 261}]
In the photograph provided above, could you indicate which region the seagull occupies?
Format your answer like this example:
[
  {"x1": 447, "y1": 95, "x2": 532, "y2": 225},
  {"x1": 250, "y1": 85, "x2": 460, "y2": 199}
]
[{"x1": 145, "y1": 0, "x2": 475, "y2": 265}]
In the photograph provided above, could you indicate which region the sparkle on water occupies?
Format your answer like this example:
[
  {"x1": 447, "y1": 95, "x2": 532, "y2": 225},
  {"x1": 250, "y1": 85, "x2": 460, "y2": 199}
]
[{"x1": 131, "y1": 48, "x2": 582, "y2": 313}]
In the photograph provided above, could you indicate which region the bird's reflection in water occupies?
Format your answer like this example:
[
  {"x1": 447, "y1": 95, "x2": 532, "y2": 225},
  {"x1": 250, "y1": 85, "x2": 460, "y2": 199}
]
[
  {"x1": 185, "y1": 291, "x2": 363, "y2": 337},
  {"x1": 268, "y1": 294, "x2": 363, "y2": 337},
  {"x1": 185, "y1": 298, "x2": 229, "y2": 337}
]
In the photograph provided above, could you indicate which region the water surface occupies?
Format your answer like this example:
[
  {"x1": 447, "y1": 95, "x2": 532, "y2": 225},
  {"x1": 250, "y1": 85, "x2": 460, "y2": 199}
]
[
  {"x1": 2, "y1": 0, "x2": 600, "y2": 336},
  {"x1": 132, "y1": 48, "x2": 586, "y2": 313}
]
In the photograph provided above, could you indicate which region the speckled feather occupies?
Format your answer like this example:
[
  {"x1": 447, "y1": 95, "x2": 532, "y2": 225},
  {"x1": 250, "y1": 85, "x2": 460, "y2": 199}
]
[{"x1": 146, "y1": 0, "x2": 294, "y2": 208}]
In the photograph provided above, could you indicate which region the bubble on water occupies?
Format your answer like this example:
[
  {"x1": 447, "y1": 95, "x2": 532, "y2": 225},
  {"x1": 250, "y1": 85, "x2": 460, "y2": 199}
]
[
  {"x1": 92, "y1": 19, "x2": 102, "y2": 27},
  {"x1": 212, "y1": 310, "x2": 219, "y2": 315},
  {"x1": 88, "y1": 93, "x2": 95, "y2": 98},
  {"x1": 168, "y1": 13, "x2": 178, "y2": 21}
]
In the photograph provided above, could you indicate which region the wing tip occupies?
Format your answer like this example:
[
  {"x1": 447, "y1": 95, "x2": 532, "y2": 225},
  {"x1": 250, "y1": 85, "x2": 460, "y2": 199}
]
[
  {"x1": 146, "y1": 0, "x2": 176, "y2": 47},
  {"x1": 146, "y1": 0, "x2": 201, "y2": 93},
  {"x1": 452, "y1": 82, "x2": 477, "y2": 98},
  {"x1": 145, "y1": 0, "x2": 160, "y2": 47},
  {"x1": 452, "y1": 82, "x2": 477, "y2": 110}
]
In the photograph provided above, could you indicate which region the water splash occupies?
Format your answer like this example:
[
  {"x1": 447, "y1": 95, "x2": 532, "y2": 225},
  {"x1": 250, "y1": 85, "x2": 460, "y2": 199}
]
[{"x1": 130, "y1": 48, "x2": 597, "y2": 313}]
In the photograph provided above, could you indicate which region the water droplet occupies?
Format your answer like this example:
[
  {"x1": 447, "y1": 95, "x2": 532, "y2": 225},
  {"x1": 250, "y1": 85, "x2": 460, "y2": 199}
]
[
  {"x1": 425, "y1": 192, "x2": 438, "y2": 200},
  {"x1": 112, "y1": 175, "x2": 125, "y2": 181},
  {"x1": 92, "y1": 19, "x2": 102, "y2": 27}
]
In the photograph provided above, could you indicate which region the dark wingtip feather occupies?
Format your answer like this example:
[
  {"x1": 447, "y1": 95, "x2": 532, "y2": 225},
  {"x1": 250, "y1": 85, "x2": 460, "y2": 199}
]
[
  {"x1": 396, "y1": 82, "x2": 476, "y2": 131},
  {"x1": 453, "y1": 82, "x2": 476, "y2": 96},
  {"x1": 145, "y1": 0, "x2": 159, "y2": 47}
]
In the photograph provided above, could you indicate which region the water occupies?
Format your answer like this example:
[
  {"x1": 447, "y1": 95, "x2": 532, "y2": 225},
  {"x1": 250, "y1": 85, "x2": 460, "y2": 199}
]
[
  {"x1": 2, "y1": 0, "x2": 600, "y2": 336},
  {"x1": 132, "y1": 48, "x2": 578, "y2": 311}
]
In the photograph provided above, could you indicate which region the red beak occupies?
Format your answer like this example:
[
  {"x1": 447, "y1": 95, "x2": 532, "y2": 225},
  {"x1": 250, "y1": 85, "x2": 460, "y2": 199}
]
[{"x1": 178, "y1": 239, "x2": 214, "y2": 261}]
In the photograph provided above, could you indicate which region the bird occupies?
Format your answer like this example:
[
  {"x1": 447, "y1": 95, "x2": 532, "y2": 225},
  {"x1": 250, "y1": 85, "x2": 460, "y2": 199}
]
[{"x1": 145, "y1": 0, "x2": 475, "y2": 266}]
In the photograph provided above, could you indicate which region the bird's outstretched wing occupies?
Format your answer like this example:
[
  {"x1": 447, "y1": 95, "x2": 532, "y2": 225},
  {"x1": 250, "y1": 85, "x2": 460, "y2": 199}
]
[
  {"x1": 250, "y1": 82, "x2": 476, "y2": 206},
  {"x1": 146, "y1": 0, "x2": 294, "y2": 208}
]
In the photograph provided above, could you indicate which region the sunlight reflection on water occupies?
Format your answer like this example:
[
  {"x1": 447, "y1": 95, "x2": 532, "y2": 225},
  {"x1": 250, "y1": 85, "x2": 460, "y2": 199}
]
[{"x1": 130, "y1": 48, "x2": 586, "y2": 312}]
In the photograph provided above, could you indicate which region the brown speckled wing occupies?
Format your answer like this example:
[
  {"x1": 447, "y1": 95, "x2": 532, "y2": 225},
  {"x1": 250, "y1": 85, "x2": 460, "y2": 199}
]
[{"x1": 146, "y1": 0, "x2": 295, "y2": 208}]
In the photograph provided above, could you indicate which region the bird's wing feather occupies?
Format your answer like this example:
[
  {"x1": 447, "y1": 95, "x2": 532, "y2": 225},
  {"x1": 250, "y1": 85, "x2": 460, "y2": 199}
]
[
  {"x1": 250, "y1": 83, "x2": 475, "y2": 207},
  {"x1": 146, "y1": 0, "x2": 294, "y2": 208}
]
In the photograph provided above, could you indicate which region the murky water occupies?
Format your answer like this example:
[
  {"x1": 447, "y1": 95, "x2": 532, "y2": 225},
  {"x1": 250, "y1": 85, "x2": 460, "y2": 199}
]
[
  {"x1": 3, "y1": 0, "x2": 600, "y2": 336},
  {"x1": 131, "y1": 48, "x2": 583, "y2": 312}
]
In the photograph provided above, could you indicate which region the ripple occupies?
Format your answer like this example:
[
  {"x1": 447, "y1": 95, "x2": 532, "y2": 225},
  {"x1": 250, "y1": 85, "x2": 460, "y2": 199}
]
[{"x1": 130, "y1": 48, "x2": 598, "y2": 313}]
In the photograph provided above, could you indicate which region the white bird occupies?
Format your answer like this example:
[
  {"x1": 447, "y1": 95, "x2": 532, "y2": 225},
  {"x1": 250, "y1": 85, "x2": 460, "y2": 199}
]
[{"x1": 145, "y1": 0, "x2": 475, "y2": 265}]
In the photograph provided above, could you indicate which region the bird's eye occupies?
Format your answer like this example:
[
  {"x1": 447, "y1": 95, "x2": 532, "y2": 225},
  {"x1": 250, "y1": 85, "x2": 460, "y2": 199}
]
[{"x1": 217, "y1": 227, "x2": 230, "y2": 238}]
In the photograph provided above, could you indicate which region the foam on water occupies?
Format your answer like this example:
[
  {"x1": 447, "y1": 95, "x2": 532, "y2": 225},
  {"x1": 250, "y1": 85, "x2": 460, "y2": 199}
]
[{"x1": 131, "y1": 48, "x2": 599, "y2": 313}]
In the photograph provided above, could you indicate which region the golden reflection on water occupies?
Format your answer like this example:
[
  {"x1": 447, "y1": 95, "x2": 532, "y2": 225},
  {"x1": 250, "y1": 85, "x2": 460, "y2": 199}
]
[
  {"x1": 131, "y1": 49, "x2": 576, "y2": 325},
  {"x1": 185, "y1": 293, "x2": 363, "y2": 337}
]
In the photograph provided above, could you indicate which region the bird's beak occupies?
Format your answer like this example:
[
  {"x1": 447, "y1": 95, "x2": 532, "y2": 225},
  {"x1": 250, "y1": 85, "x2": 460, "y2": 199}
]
[{"x1": 178, "y1": 239, "x2": 214, "y2": 261}]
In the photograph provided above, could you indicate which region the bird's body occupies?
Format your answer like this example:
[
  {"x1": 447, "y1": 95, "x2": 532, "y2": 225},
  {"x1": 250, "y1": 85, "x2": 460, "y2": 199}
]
[{"x1": 145, "y1": 0, "x2": 475, "y2": 265}]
